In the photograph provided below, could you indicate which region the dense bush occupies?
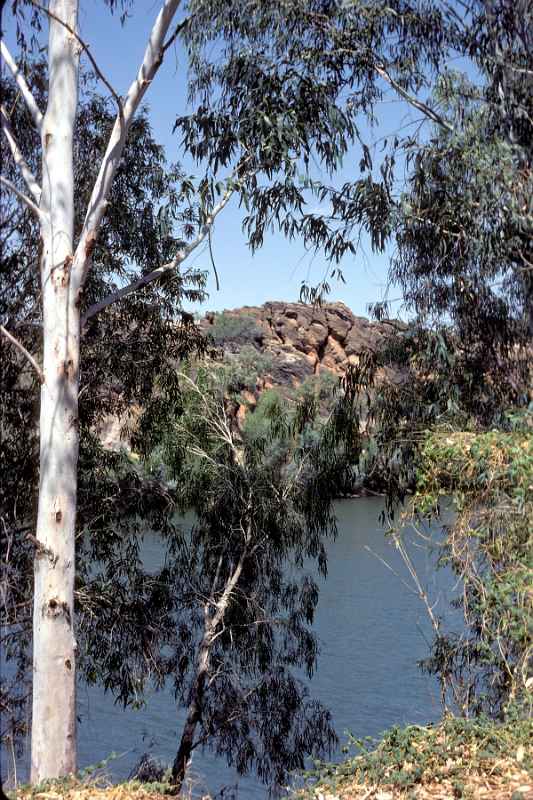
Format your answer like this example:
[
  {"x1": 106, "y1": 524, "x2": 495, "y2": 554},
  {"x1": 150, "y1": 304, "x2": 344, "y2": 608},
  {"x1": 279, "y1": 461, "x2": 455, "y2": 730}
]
[
  {"x1": 407, "y1": 411, "x2": 532, "y2": 718},
  {"x1": 210, "y1": 312, "x2": 263, "y2": 346}
]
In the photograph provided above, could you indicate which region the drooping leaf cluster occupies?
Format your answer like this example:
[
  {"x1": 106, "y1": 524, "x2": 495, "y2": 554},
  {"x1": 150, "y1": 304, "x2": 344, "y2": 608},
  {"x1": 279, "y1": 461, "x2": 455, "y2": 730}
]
[
  {"x1": 78, "y1": 362, "x2": 363, "y2": 791},
  {"x1": 176, "y1": 0, "x2": 532, "y2": 324},
  {"x1": 177, "y1": 0, "x2": 466, "y2": 268},
  {"x1": 391, "y1": 76, "x2": 532, "y2": 377}
]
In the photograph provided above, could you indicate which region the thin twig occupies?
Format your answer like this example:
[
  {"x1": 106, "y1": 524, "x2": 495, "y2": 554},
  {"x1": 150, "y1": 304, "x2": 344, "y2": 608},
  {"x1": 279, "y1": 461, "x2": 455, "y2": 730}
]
[
  {"x1": 374, "y1": 64, "x2": 454, "y2": 133},
  {"x1": 318, "y1": 39, "x2": 454, "y2": 133},
  {"x1": 81, "y1": 187, "x2": 233, "y2": 326},
  {"x1": 161, "y1": 16, "x2": 190, "y2": 55},
  {"x1": 0, "y1": 325, "x2": 45, "y2": 383},
  {"x1": 0, "y1": 176, "x2": 45, "y2": 222},
  {"x1": 208, "y1": 227, "x2": 221, "y2": 291}
]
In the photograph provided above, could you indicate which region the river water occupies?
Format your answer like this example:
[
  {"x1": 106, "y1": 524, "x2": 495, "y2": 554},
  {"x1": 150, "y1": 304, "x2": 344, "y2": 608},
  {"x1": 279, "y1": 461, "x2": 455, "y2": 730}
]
[{"x1": 5, "y1": 497, "x2": 457, "y2": 796}]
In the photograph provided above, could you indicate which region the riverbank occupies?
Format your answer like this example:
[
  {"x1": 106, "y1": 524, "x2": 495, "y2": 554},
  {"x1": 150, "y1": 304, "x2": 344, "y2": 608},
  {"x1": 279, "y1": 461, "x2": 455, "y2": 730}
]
[
  {"x1": 11, "y1": 716, "x2": 532, "y2": 800},
  {"x1": 292, "y1": 715, "x2": 532, "y2": 800}
]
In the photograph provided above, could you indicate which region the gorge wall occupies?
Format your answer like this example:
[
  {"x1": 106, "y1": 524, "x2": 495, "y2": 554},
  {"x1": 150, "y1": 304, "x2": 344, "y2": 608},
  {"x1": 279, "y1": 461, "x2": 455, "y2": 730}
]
[
  {"x1": 99, "y1": 301, "x2": 400, "y2": 449},
  {"x1": 200, "y1": 300, "x2": 399, "y2": 387}
]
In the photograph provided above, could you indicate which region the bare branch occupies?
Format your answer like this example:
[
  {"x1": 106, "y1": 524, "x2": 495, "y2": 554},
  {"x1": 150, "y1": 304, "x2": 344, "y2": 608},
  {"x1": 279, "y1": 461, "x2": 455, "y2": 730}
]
[
  {"x1": 0, "y1": 176, "x2": 45, "y2": 222},
  {"x1": 81, "y1": 186, "x2": 233, "y2": 326},
  {"x1": 1, "y1": 105, "x2": 42, "y2": 202},
  {"x1": 162, "y1": 16, "x2": 190, "y2": 55},
  {"x1": 0, "y1": 41, "x2": 43, "y2": 131},
  {"x1": 28, "y1": 0, "x2": 123, "y2": 112},
  {"x1": 374, "y1": 64, "x2": 454, "y2": 133},
  {"x1": 0, "y1": 325, "x2": 44, "y2": 383},
  {"x1": 319, "y1": 38, "x2": 454, "y2": 133},
  {"x1": 74, "y1": 0, "x2": 186, "y2": 286}
]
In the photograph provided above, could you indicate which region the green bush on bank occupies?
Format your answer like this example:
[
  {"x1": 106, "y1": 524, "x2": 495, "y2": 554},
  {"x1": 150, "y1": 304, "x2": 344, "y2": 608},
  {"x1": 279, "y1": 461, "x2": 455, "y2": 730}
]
[
  {"x1": 409, "y1": 411, "x2": 532, "y2": 718},
  {"x1": 294, "y1": 714, "x2": 532, "y2": 799}
]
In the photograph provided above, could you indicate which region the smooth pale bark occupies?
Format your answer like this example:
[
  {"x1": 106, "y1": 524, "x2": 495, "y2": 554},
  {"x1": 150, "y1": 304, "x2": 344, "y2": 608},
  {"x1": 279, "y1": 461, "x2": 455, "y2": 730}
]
[
  {"x1": 28, "y1": 0, "x2": 186, "y2": 780},
  {"x1": 74, "y1": 0, "x2": 182, "y2": 285},
  {"x1": 2, "y1": 0, "x2": 230, "y2": 782},
  {"x1": 31, "y1": 0, "x2": 80, "y2": 781}
]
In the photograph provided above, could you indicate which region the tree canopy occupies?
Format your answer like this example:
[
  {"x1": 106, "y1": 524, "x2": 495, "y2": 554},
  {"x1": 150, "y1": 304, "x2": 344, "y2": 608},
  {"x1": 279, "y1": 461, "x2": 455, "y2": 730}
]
[{"x1": 1, "y1": 0, "x2": 532, "y2": 789}]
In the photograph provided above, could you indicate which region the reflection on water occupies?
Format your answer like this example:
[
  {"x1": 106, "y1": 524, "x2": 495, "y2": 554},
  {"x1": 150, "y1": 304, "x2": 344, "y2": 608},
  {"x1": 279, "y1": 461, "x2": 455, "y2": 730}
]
[{"x1": 5, "y1": 498, "x2": 457, "y2": 797}]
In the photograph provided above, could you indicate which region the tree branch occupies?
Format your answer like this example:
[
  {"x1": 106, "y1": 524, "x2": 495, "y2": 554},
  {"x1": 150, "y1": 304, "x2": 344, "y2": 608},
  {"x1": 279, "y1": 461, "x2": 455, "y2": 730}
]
[
  {"x1": 0, "y1": 41, "x2": 43, "y2": 131},
  {"x1": 1, "y1": 105, "x2": 42, "y2": 202},
  {"x1": 0, "y1": 176, "x2": 45, "y2": 221},
  {"x1": 81, "y1": 186, "x2": 233, "y2": 326},
  {"x1": 28, "y1": 0, "x2": 123, "y2": 112},
  {"x1": 162, "y1": 16, "x2": 190, "y2": 55},
  {"x1": 0, "y1": 325, "x2": 45, "y2": 383},
  {"x1": 374, "y1": 64, "x2": 454, "y2": 133},
  {"x1": 319, "y1": 38, "x2": 454, "y2": 133},
  {"x1": 73, "y1": 0, "x2": 186, "y2": 287}
]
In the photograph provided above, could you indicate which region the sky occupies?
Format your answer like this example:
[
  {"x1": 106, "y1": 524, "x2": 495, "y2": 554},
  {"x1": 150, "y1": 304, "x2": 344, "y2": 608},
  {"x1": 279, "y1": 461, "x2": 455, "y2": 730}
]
[{"x1": 3, "y1": 1, "x2": 441, "y2": 318}]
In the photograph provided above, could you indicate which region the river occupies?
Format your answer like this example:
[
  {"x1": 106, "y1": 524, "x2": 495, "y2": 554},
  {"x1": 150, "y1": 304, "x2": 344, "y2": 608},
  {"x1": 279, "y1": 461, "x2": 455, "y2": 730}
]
[{"x1": 5, "y1": 497, "x2": 457, "y2": 796}]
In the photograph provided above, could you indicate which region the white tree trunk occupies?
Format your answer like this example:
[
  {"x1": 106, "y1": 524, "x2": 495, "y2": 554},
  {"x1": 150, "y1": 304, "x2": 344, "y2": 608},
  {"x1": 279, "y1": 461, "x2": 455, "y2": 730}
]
[
  {"x1": 23, "y1": 0, "x2": 184, "y2": 780},
  {"x1": 31, "y1": 0, "x2": 80, "y2": 781}
]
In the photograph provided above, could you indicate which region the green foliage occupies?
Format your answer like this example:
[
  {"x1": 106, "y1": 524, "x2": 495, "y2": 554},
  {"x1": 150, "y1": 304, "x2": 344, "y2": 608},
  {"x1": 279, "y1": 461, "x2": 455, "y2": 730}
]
[
  {"x1": 392, "y1": 82, "x2": 531, "y2": 377},
  {"x1": 209, "y1": 312, "x2": 263, "y2": 346},
  {"x1": 180, "y1": 0, "x2": 464, "y2": 274},
  {"x1": 297, "y1": 715, "x2": 532, "y2": 798},
  {"x1": 79, "y1": 364, "x2": 362, "y2": 790},
  {"x1": 410, "y1": 416, "x2": 533, "y2": 717},
  {"x1": 344, "y1": 2, "x2": 533, "y2": 720},
  {"x1": 388, "y1": 3, "x2": 532, "y2": 392}
]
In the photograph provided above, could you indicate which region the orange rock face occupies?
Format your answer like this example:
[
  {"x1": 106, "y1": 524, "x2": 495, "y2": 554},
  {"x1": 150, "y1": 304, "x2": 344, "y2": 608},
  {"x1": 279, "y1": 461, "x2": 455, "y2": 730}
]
[{"x1": 201, "y1": 301, "x2": 400, "y2": 387}]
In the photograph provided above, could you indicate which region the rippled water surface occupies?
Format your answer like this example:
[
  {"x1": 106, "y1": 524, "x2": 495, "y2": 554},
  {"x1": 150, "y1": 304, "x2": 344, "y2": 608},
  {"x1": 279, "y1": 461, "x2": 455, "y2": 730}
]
[{"x1": 6, "y1": 498, "x2": 457, "y2": 796}]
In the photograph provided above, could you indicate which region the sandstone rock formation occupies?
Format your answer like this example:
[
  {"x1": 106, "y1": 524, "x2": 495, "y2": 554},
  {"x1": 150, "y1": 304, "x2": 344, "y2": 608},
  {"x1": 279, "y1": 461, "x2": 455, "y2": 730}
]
[
  {"x1": 101, "y1": 301, "x2": 402, "y2": 449},
  {"x1": 200, "y1": 300, "x2": 400, "y2": 389}
]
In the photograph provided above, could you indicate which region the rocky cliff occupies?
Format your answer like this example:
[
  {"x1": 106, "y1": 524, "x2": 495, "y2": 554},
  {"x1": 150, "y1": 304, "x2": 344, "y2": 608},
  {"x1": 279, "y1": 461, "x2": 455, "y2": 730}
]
[
  {"x1": 99, "y1": 301, "x2": 399, "y2": 449},
  {"x1": 200, "y1": 300, "x2": 398, "y2": 388}
]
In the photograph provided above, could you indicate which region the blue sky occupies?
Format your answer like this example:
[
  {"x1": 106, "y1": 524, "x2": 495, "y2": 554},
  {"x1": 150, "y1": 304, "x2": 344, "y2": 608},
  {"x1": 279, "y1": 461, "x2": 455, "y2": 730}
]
[{"x1": 4, "y1": 2, "x2": 442, "y2": 317}]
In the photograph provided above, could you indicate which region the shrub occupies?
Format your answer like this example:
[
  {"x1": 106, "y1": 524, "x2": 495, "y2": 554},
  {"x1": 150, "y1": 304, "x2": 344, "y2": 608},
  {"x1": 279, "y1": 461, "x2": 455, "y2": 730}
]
[
  {"x1": 408, "y1": 410, "x2": 532, "y2": 718},
  {"x1": 210, "y1": 312, "x2": 263, "y2": 346}
]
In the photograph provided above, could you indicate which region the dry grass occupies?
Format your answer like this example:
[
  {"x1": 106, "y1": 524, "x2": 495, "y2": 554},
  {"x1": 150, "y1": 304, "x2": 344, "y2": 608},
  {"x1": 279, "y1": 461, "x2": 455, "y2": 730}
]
[
  {"x1": 16, "y1": 788, "x2": 171, "y2": 800},
  {"x1": 298, "y1": 760, "x2": 533, "y2": 800},
  {"x1": 12, "y1": 776, "x2": 214, "y2": 800},
  {"x1": 291, "y1": 718, "x2": 533, "y2": 800}
]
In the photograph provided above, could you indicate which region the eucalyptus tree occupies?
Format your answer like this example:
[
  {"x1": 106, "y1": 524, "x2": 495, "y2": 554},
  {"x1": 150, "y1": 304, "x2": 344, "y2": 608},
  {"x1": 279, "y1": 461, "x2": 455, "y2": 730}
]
[
  {"x1": 81, "y1": 362, "x2": 361, "y2": 794},
  {"x1": 1, "y1": 0, "x2": 487, "y2": 783},
  {"x1": 1, "y1": 60, "x2": 208, "y2": 776},
  {"x1": 0, "y1": 33, "x2": 213, "y2": 777}
]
